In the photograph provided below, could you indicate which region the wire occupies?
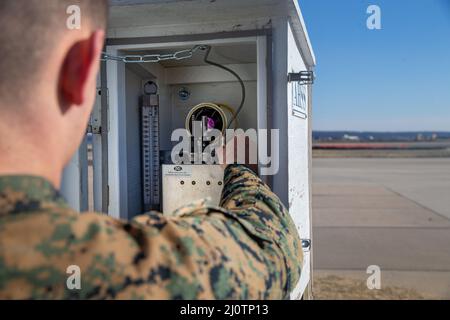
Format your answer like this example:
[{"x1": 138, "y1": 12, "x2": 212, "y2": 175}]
[
  {"x1": 217, "y1": 103, "x2": 239, "y2": 129},
  {"x1": 202, "y1": 45, "x2": 246, "y2": 129}
]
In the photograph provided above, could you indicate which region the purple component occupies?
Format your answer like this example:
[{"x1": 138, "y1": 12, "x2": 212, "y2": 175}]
[{"x1": 207, "y1": 117, "x2": 216, "y2": 130}]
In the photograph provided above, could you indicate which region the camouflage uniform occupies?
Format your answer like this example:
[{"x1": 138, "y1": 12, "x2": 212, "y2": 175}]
[{"x1": 0, "y1": 165, "x2": 302, "y2": 299}]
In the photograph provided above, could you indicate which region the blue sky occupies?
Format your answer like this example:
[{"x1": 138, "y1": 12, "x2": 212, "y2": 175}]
[{"x1": 300, "y1": 0, "x2": 450, "y2": 131}]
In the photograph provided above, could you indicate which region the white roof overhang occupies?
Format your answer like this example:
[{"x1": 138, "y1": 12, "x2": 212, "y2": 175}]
[{"x1": 108, "y1": 0, "x2": 315, "y2": 67}]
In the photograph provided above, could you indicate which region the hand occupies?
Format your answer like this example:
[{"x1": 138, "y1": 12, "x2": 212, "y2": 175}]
[{"x1": 216, "y1": 133, "x2": 259, "y2": 173}]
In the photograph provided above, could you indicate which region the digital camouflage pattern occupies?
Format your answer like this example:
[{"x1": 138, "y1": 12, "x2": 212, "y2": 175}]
[{"x1": 0, "y1": 165, "x2": 302, "y2": 299}]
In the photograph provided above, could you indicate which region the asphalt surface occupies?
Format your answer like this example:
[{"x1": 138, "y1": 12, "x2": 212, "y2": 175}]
[{"x1": 313, "y1": 158, "x2": 450, "y2": 299}]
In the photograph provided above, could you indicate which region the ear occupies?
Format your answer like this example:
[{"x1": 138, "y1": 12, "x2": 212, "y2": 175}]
[{"x1": 59, "y1": 30, "x2": 105, "y2": 106}]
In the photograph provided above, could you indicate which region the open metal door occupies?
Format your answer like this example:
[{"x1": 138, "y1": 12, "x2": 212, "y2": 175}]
[
  {"x1": 61, "y1": 62, "x2": 109, "y2": 214},
  {"x1": 61, "y1": 139, "x2": 89, "y2": 212},
  {"x1": 286, "y1": 22, "x2": 314, "y2": 299},
  {"x1": 91, "y1": 62, "x2": 109, "y2": 214}
]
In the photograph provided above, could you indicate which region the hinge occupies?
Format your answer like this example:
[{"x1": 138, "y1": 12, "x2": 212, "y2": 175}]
[
  {"x1": 90, "y1": 120, "x2": 101, "y2": 135},
  {"x1": 106, "y1": 185, "x2": 110, "y2": 211},
  {"x1": 89, "y1": 88, "x2": 104, "y2": 134},
  {"x1": 301, "y1": 239, "x2": 312, "y2": 252},
  {"x1": 288, "y1": 71, "x2": 315, "y2": 85},
  {"x1": 97, "y1": 87, "x2": 111, "y2": 133}
]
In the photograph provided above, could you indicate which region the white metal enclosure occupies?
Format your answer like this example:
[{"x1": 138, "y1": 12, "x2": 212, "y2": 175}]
[{"x1": 61, "y1": 0, "x2": 316, "y2": 299}]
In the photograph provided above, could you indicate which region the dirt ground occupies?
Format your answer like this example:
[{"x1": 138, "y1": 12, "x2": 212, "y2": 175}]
[{"x1": 313, "y1": 275, "x2": 431, "y2": 300}]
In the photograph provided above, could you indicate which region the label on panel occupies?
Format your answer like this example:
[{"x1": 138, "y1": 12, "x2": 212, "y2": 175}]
[{"x1": 291, "y1": 81, "x2": 308, "y2": 119}]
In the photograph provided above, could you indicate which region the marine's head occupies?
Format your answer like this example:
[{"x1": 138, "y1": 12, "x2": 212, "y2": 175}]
[{"x1": 0, "y1": 0, "x2": 108, "y2": 186}]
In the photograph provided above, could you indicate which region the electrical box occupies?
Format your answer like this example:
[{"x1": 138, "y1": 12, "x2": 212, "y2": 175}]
[
  {"x1": 62, "y1": 0, "x2": 316, "y2": 299},
  {"x1": 162, "y1": 165, "x2": 224, "y2": 215}
]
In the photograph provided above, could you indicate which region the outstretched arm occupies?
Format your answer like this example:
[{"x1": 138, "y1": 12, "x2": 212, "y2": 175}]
[
  {"x1": 117, "y1": 164, "x2": 303, "y2": 299},
  {"x1": 71, "y1": 163, "x2": 302, "y2": 299}
]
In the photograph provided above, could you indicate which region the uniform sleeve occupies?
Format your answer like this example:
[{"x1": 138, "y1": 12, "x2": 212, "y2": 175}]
[
  {"x1": 84, "y1": 165, "x2": 303, "y2": 300},
  {"x1": 219, "y1": 165, "x2": 303, "y2": 296}
]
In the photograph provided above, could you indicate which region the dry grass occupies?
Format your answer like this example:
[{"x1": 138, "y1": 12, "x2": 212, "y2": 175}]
[{"x1": 313, "y1": 275, "x2": 431, "y2": 300}]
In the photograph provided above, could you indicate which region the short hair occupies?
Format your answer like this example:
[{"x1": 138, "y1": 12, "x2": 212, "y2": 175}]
[{"x1": 0, "y1": 0, "x2": 109, "y2": 105}]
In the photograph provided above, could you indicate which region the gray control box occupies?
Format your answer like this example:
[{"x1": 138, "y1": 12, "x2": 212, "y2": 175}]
[{"x1": 162, "y1": 164, "x2": 224, "y2": 215}]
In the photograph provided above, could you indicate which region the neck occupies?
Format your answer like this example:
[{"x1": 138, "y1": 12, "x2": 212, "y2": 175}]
[{"x1": 0, "y1": 131, "x2": 64, "y2": 189}]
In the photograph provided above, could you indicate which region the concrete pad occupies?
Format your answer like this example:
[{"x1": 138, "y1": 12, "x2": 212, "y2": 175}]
[
  {"x1": 313, "y1": 185, "x2": 391, "y2": 196},
  {"x1": 312, "y1": 158, "x2": 450, "y2": 299},
  {"x1": 313, "y1": 227, "x2": 450, "y2": 271},
  {"x1": 313, "y1": 207, "x2": 450, "y2": 228},
  {"x1": 314, "y1": 194, "x2": 422, "y2": 209},
  {"x1": 313, "y1": 158, "x2": 450, "y2": 219},
  {"x1": 387, "y1": 181, "x2": 450, "y2": 221},
  {"x1": 313, "y1": 184, "x2": 450, "y2": 228}
]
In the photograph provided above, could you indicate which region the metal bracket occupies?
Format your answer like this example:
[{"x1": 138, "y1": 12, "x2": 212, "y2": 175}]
[
  {"x1": 90, "y1": 121, "x2": 101, "y2": 135},
  {"x1": 293, "y1": 109, "x2": 308, "y2": 120},
  {"x1": 89, "y1": 88, "x2": 107, "y2": 134},
  {"x1": 288, "y1": 71, "x2": 315, "y2": 85}
]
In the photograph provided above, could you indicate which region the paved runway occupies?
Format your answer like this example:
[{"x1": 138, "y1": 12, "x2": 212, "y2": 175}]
[{"x1": 313, "y1": 158, "x2": 450, "y2": 299}]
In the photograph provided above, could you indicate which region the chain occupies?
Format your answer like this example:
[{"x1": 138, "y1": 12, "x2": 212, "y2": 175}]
[{"x1": 101, "y1": 45, "x2": 208, "y2": 63}]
